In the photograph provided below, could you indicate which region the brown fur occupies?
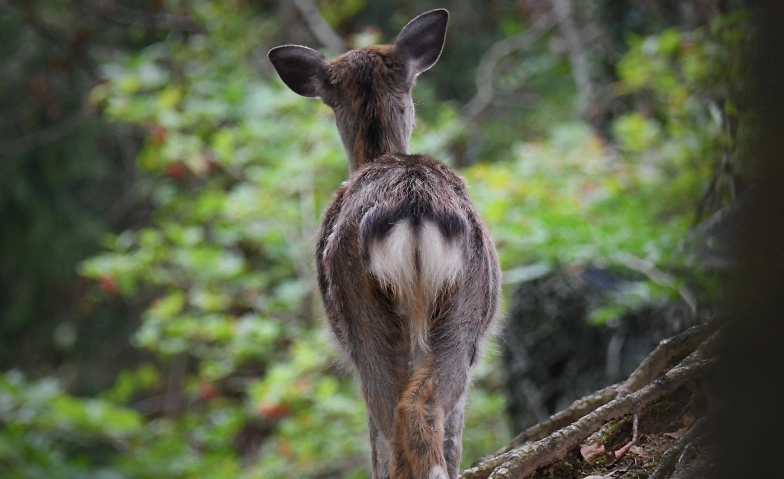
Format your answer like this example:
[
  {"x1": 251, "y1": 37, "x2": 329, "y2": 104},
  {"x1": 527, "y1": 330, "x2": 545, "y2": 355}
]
[
  {"x1": 391, "y1": 358, "x2": 447, "y2": 478},
  {"x1": 323, "y1": 45, "x2": 415, "y2": 172},
  {"x1": 269, "y1": 10, "x2": 501, "y2": 479}
]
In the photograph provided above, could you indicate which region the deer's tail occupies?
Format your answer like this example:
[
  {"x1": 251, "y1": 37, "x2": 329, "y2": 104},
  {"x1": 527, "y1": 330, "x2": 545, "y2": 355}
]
[{"x1": 390, "y1": 356, "x2": 449, "y2": 479}]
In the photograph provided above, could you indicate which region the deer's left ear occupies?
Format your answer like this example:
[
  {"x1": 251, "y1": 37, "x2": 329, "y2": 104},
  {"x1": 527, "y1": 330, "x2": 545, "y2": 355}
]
[
  {"x1": 394, "y1": 9, "x2": 449, "y2": 76},
  {"x1": 268, "y1": 45, "x2": 329, "y2": 99}
]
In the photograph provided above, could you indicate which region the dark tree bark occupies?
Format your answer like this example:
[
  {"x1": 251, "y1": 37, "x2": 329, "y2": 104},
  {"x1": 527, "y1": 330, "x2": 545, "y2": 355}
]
[
  {"x1": 712, "y1": 1, "x2": 784, "y2": 478},
  {"x1": 502, "y1": 267, "x2": 699, "y2": 435}
]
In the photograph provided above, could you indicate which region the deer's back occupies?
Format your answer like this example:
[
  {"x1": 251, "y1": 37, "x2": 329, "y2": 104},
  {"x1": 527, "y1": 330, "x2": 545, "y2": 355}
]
[{"x1": 316, "y1": 154, "x2": 500, "y2": 366}]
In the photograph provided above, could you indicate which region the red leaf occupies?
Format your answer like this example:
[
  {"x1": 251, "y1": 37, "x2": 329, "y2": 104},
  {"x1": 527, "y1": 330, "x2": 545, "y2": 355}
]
[
  {"x1": 151, "y1": 125, "x2": 168, "y2": 144},
  {"x1": 257, "y1": 403, "x2": 292, "y2": 420},
  {"x1": 197, "y1": 381, "x2": 218, "y2": 401},
  {"x1": 99, "y1": 276, "x2": 118, "y2": 295},
  {"x1": 166, "y1": 161, "x2": 186, "y2": 179}
]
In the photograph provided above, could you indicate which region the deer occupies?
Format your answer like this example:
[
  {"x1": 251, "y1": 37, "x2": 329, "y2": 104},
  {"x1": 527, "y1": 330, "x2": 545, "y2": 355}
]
[{"x1": 268, "y1": 9, "x2": 501, "y2": 479}]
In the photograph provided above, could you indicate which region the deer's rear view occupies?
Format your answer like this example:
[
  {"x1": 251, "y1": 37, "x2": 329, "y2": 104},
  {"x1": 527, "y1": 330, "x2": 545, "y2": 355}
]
[{"x1": 269, "y1": 9, "x2": 500, "y2": 479}]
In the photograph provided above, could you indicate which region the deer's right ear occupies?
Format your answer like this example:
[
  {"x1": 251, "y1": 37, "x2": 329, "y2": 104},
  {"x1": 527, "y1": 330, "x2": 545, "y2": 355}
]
[
  {"x1": 394, "y1": 9, "x2": 449, "y2": 76},
  {"x1": 268, "y1": 45, "x2": 328, "y2": 99}
]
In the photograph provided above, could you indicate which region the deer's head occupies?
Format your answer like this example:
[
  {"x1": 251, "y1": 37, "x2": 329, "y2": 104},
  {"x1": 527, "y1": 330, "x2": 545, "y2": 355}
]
[{"x1": 269, "y1": 9, "x2": 449, "y2": 172}]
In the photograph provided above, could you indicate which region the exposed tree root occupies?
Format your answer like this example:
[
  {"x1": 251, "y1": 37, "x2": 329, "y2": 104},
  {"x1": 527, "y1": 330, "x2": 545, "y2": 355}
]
[
  {"x1": 485, "y1": 383, "x2": 621, "y2": 460},
  {"x1": 618, "y1": 322, "x2": 718, "y2": 396},
  {"x1": 461, "y1": 325, "x2": 720, "y2": 479}
]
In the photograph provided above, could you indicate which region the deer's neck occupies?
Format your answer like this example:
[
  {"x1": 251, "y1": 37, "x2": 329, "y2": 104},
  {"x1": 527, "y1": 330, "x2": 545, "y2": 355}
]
[{"x1": 340, "y1": 99, "x2": 413, "y2": 173}]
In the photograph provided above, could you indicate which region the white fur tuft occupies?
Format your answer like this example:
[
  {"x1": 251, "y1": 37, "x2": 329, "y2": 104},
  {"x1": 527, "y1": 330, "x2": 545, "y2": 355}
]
[
  {"x1": 368, "y1": 219, "x2": 464, "y2": 353},
  {"x1": 427, "y1": 464, "x2": 448, "y2": 479},
  {"x1": 368, "y1": 221, "x2": 418, "y2": 296},
  {"x1": 419, "y1": 221, "x2": 464, "y2": 294}
]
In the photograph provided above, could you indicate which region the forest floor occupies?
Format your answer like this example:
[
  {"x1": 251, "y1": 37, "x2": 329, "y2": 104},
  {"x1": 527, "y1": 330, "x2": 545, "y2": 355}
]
[{"x1": 536, "y1": 386, "x2": 705, "y2": 479}]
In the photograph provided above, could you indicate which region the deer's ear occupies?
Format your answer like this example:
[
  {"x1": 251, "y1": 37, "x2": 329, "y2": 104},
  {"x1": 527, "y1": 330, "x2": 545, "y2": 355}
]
[
  {"x1": 394, "y1": 9, "x2": 449, "y2": 76},
  {"x1": 268, "y1": 45, "x2": 329, "y2": 98}
]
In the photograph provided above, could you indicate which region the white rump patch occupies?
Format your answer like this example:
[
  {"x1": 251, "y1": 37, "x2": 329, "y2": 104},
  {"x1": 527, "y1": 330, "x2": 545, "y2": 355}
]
[
  {"x1": 368, "y1": 221, "x2": 418, "y2": 297},
  {"x1": 419, "y1": 221, "x2": 464, "y2": 295},
  {"x1": 427, "y1": 464, "x2": 448, "y2": 479},
  {"x1": 367, "y1": 219, "x2": 464, "y2": 353}
]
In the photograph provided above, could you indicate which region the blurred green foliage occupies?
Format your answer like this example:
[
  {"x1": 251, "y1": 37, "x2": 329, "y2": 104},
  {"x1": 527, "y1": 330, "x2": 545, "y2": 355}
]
[
  {"x1": 0, "y1": 0, "x2": 143, "y2": 379},
  {"x1": 1, "y1": 1, "x2": 749, "y2": 477}
]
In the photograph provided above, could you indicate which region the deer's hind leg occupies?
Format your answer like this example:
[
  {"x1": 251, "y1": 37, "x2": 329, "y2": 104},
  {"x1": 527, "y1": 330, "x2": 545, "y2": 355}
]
[
  {"x1": 443, "y1": 394, "x2": 467, "y2": 479},
  {"x1": 356, "y1": 344, "x2": 407, "y2": 479},
  {"x1": 342, "y1": 308, "x2": 409, "y2": 478},
  {"x1": 370, "y1": 416, "x2": 392, "y2": 479}
]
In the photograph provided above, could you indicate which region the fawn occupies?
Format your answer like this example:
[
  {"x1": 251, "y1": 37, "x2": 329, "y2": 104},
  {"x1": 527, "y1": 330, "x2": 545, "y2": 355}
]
[{"x1": 269, "y1": 9, "x2": 501, "y2": 479}]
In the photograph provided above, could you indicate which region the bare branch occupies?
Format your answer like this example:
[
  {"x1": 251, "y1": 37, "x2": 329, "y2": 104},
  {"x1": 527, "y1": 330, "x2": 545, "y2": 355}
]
[
  {"x1": 615, "y1": 252, "x2": 699, "y2": 315},
  {"x1": 619, "y1": 322, "x2": 717, "y2": 396},
  {"x1": 92, "y1": 5, "x2": 205, "y2": 33},
  {"x1": 8, "y1": 2, "x2": 97, "y2": 79},
  {"x1": 0, "y1": 114, "x2": 83, "y2": 156},
  {"x1": 480, "y1": 382, "x2": 620, "y2": 463},
  {"x1": 293, "y1": 0, "x2": 347, "y2": 54},
  {"x1": 164, "y1": 353, "x2": 188, "y2": 419},
  {"x1": 462, "y1": 12, "x2": 556, "y2": 124},
  {"x1": 552, "y1": 0, "x2": 597, "y2": 120}
]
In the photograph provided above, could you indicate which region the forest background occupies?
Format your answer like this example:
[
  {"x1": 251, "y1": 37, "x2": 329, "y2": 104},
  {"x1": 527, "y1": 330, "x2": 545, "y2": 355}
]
[{"x1": 0, "y1": 1, "x2": 749, "y2": 478}]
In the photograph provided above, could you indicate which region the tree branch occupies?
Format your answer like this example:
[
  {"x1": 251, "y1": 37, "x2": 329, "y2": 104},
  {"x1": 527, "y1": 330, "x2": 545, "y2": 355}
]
[
  {"x1": 615, "y1": 252, "x2": 699, "y2": 314},
  {"x1": 293, "y1": 0, "x2": 346, "y2": 54},
  {"x1": 461, "y1": 330, "x2": 719, "y2": 479},
  {"x1": 0, "y1": 114, "x2": 83, "y2": 156},
  {"x1": 618, "y1": 322, "x2": 717, "y2": 396},
  {"x1": 552, "y1": 0, "x2": 597, "y2": 120},
  {"x1": 90, "y1": 5, "x2": 205, "y2": 33},
  {"x1": 481, "y1": 382, "x2": 620, "y2": 462},
  {"x1": 8, "y1": 2, "x2": 97, "y2": 79},
  {"x1": 462, "y1": 12, "x2": 556, "y2": 124}
]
